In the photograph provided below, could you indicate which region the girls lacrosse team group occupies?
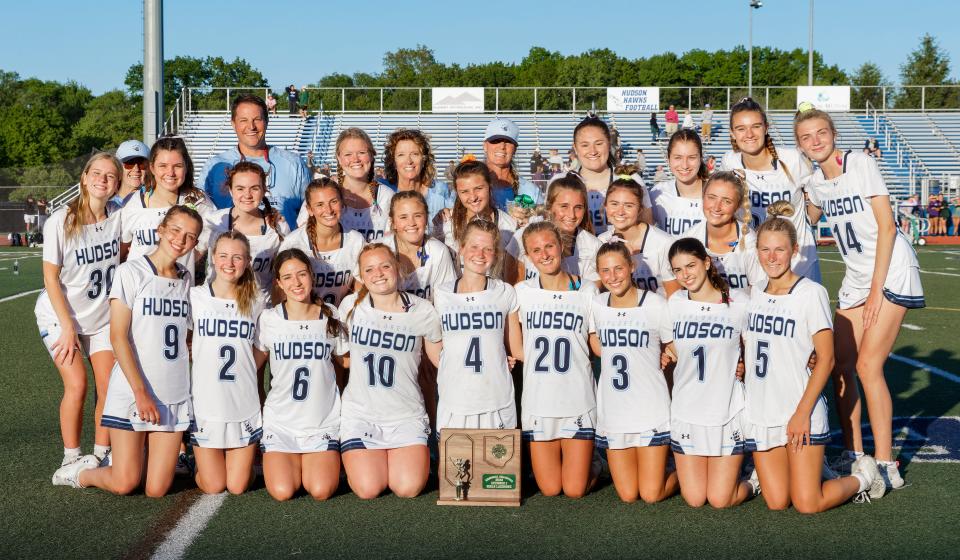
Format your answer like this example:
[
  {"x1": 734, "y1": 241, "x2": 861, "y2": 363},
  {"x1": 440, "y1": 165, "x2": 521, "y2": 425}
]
[{"x1": 42, "y1": 98, "x2": 923, "y2": 512}]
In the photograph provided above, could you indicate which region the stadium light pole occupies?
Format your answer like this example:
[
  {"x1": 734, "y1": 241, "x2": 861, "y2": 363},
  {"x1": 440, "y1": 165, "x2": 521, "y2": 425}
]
[
  {"x1": 143, "y1": 0, "x2": 164, "y2": 145},
  {"x1": 748, "y1": 0, "x2": 762, "y2": 98},
  {"x1": 808, "y1": 0, "x2": 814, "y2": 85}
]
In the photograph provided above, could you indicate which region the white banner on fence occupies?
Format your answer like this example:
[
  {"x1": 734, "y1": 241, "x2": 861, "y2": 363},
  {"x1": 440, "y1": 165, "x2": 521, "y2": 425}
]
[
  {"x1": 432, "y1": 87, "x2": 485, "y2": 113},
  {"x1": 796, "y1": 86, "x2": 851, "y2": 111},
  {"x1": 607, "y1": 87, "x2": 660, "y2": 112}
]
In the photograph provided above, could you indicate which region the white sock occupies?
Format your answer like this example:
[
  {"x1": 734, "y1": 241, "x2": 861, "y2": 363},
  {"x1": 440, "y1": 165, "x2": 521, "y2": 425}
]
[
  {"x1": 93, "y1": 444, "x2": 111, "y2": 459},
  {"x1": 852, "y1": 472, "x2": 870, "y2": 493},
  {"x1": 844, "y1": 449, "x2": 864, "y2": 459},
  {"x1": 877, "y1": 460, "x2": 896, "y2": 468},
  {"x1": 64, "y1": 447, "x2": 81, "y2": 460}
]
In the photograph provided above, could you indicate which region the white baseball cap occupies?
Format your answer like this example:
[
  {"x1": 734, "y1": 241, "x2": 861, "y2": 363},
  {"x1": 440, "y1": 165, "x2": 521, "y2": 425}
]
[
  {"x1": 116, "y1": 139, "x2": 150, "y2": 162},
  {"x1": 484, "y1": 117, "x2": 519, "y2": 144}
]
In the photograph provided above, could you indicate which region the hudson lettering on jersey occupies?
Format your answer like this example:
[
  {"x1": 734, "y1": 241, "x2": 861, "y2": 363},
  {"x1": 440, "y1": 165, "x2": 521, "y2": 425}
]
[
  {"x1": 820, "y1": 195, "x2": 866, "y2": 218},
  {"x1": 409, "y1": 285, "x2": 432, "y2": 301},
  {"x1": 673, "y1": 320, "x2": 735, "y2": 339},
  {"x1": 252, "y1": 256, "x2": 273, "y2": 273},
  {"x1": 350, "y1": 325, "x2": 416, "y2": 352},
  {"x1": 134, "y1": 229, "x2": 159, "y2": 247},
  {"x1": 750, "y1": 190, "x2": 791, "y2": 210},
  {"x1": 720, "y1": 272, "x2": 749, "y2": 290},
  {"x1": 142, "y1": 297, "x2": 189, "y2": 317},
  {"x1": 75, "y1": 239, "x2": 120, "y2": 266},
  {"x1": 355, "y1": 228, "x2": 386, "y2": 242},
  {"x1": 525, "y1": 311, "x2": 584, "y2": 332},
  {"x1": 597, "y1": 328, "x2": 650, "y2": 348},
  {"x1": 634, "y1": 274, "x2": 659, "y2": 293},
  {"x1": 273, "y1": 340, "x2": 332, "y2": 360},
  {"x1": 747, "y1": 312, "x2": 796, "y2": 337},
  {"x1": 441, "y1": 311, "x2": 505, "y2": 331},
  {"x1": 663, "y1": 216, "x2": 701, "y2": 236},
  {"x1": 196, "y1": 318, "x2": 256, "y2": 340},
  {"x1": 314, "y1": 270, "x2": 351, "y2": 288}
]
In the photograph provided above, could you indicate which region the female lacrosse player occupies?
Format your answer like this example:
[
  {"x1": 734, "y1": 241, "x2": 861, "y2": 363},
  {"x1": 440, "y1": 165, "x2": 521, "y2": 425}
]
[{"x1": 649, "y1": 129, "x2": 708, "y2": 237}]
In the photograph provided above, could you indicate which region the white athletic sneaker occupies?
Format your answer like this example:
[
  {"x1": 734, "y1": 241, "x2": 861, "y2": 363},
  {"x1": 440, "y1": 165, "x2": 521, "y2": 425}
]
[
  {"x1": 852, "y1": 454, "x2": 886, "y2": 500},
  {"x1": 52, "y1": 455, "x2": 98, "y2": 488},
  {"x1": 97, "y1": 450, "x2": 112, "y2": 468},
  {"x1": 878, "y1": 460, "x2": 905, "y2": 491},
  {"x1": 61, "y1": 453, "x2": 82, "y2": 467},
  {"x1": 746, "y1": 467, "x2": 762, "y2": 497}
]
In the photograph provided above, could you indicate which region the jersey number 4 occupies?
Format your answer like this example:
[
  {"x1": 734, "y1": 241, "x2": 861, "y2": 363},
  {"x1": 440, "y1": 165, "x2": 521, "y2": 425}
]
[{"x1": 833, "y1": 222, "x2": 864, "y2": 256}]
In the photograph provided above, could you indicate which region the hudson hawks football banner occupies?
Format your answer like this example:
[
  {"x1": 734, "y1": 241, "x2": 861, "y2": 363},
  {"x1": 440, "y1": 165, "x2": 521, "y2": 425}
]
[
  {"x1": 607, "y1": 87, "x2": 660, "y2": 112},
  {"x1": 797, "y1": 86, "x2": 851, "y2": 111},
  {"x1": 432, "y1": 87, "x2": 485, "y2": 113}
]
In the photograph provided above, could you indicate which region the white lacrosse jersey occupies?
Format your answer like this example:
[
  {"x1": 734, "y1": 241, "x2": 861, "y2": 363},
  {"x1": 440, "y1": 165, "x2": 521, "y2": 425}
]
[
  {"x1": 190, "y1": 285, "x2": 266, "y2": 422},
  {"x1": 668, "y1": 289, "x2": 749, "y2": 426},
  {"x1": 649, "y1": 180, "x2": 703, "y2": 237},
  {"x1": 508, "y1": 227, "x2": 602, "y2": 283},
  {"x1": 804, "y1": 151, "x2": 919, "y2": 290},
  {"x1": 338, "y1": 292, "x2": 442, "y2": 423},
  {"x1": 256, "y1": 303, "x2": 347, "y2": 434},
  {"x1": 548, "y1": 170, "x2": 651, "y2": 235},
  {"x1": 279, "y1": 226, "x2": 364, "y2": 306},
  {"x1": 744, "y1": 278, "x2": 833, "y2": 427},
  {"x1": 36, "y1": 205, "x2": 122, "y2": 334},
  {"x1": 200, "y1": 208, "x2": 290, "y2": 298},
  {"x1": 297, "y1": 184, "x2": 395, "y2": 242},
  {"x1": 515, "y1": 278, "x2": 598, "y2": 417},
  {"x1": 120, "y1": 190, "x2": 215, "y2": 283},
  {"x1": 109, "y1": 257, "x2": 192, "y2": 404},
  {"x1": 597, "y1": 226, "x2": 676, "y2": 296},
  {"x1": 434, "y1": 278, "x2": 518, "y2": 415},
  {"x1": 683, "y1": 222, "x2": 765, "y2": 292},
  {"x1": 721, "y1": 148, "x2": 821, "y2": 281},
  {"x1": 383, "y1": 235, "x2": 457, "y2": 302},
  {"x1": 590, "y1": 290, "x2": 673, "y2": 434}
]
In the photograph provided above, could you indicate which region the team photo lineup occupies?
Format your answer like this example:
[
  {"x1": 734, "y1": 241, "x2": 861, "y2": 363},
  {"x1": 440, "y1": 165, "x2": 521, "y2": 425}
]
[{"x1": 40, "y1": 88, "x2": 926, "y2": 513}]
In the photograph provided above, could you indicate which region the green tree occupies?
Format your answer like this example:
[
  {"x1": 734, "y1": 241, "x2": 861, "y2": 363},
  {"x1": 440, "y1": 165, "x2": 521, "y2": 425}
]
[
  {"x1": 895, "y1": 34, "x2": 958, "y2": 109},
  {"x1": 850, "y1": 62, "x2": 888, "y2": 110},
  {"x1": 71, "y1": 90, "x2": 142, "y2": 154},
  {"x1": 125, "y1": 56, "x2": 268, "y2": 110}
]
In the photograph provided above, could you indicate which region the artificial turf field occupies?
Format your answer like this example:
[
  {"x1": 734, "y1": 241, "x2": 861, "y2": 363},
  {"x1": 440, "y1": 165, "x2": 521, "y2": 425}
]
[{"x1": 1, "y1": 245, "x2": 959, "y2": 559}]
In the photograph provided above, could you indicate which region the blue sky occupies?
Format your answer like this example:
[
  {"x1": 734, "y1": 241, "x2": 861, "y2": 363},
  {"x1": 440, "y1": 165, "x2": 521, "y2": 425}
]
[{"x1": 2, "y1": 0, "x2": 957, "y2": 94}]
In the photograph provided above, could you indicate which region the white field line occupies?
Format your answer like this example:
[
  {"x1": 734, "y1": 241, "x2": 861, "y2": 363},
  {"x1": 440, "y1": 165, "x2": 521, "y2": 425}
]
[
  {"x1": 0, "y1": 288, "x2": 42, "y2": 303},
  {"x1": 149, "y1": 493, "x2": 227, "y2": 560},
  {"x1": 889, "y1": 353, "x2": 960, "y2": 384}
]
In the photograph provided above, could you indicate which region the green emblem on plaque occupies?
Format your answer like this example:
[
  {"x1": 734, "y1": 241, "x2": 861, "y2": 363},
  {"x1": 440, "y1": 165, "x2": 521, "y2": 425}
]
[
  {"x1": 482, "y1": 473, "x2": 516, "y2": 490},
  {"x1": 491, "y1": 444, "x2": 507, "y2": 459}
]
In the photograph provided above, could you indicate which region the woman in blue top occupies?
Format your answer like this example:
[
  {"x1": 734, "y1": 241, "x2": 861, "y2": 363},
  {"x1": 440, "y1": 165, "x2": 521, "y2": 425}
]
[{"x1": 380, "y1": 129, "x2": 453, "y2": 238}]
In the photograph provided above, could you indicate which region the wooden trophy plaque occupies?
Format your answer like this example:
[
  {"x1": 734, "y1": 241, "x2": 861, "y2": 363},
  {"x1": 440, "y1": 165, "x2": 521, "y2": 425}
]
[{"x1": 437, "y1": 428, "x2": 521, "y2": 507}]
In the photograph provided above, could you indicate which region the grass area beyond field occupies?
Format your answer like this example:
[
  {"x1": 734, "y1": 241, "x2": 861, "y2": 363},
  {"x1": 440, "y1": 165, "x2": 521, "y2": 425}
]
[{"x1": 1, "y1": 246, "x2": 958, "y2": 559}]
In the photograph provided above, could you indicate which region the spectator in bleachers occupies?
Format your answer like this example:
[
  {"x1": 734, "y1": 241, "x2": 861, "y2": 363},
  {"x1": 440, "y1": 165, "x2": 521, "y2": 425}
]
[
  {"x1": 532, "y1": 163, "x2": 547, "y2": 186},
  {"x1": 298, "y1": 86, "x2": 310, "y2": 118},
  {"x1": 681, "y1": 109, "x2": 695, "y2": 131},
  {"x1": 23, "y1": 194, "x2": 37, "y2": 233},
  {"x1": 381, "y1": 128, "x2": 453, "y2": 233},
  {"x1": 285, "y1": 85, "x2": 298, "y2": 115},
  {"x1": 198, "y1": 93, "x2": 309, "y2": 226},
  {"x1": 863, "y1": 137, "x2": 882, "y2": 159},
  {"x1": 898, "y1": 194, "x2": 919, "y2": 233},
  {"x1": 940, "y1": 193, "x2": 952, "y2": 236},
  {"x1": 444, "y1": 159, "x2": 457, "y2": 182},
  {"x1": 649, "y1": 112, "x2": 660, "y2": 143},
  {"x1": 112, "y1": 139, "x2": 150, "y2": 205},
  {"x1": 306, "y1": 151, "x2": 325, "y2": 180},
  {"x1": 528, "y1": 150, "x2": 544, "y2": 175},
  {"x1": 664, "y1": 105, "x2": 679, "y2": 136},
  {"x1": 701, "y1": 104, "x2": 714, "y2": 143},
  {"x1": 927, "y1": 194, "x2": 943, "y2": 235},
  {"x1": 547, "y1": 148, "x2": 564, "y2": 168},
  {"x1": 635, "y1": 148, "x2": 647, "y2": 176},
  {"x1": 566, "y1": 148, "x2": 580, "y2": 172},
  {"x1": 610, "y1": 124, "x2": 622, "y2": 159},
  {"x1": 482, "y1": 117, "x2": 542, "y2": 209},
  {"x1": 266, "y1": 92, "x2": 277, "y2": 115},
  {"x1": 653, "y1": 165, "x2": 668, "y2": 183}
]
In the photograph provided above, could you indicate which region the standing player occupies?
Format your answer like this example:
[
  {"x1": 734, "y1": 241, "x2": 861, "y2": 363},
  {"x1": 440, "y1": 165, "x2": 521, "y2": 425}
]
[
  {"x1": 53, "y1": 206, "x2": 201, "y2": 496},
  {"x1": 744, "y1": 202, "x2": 882, "y2": 511},
  {"x1": 434, "y1": 220, "x2": 520, "y2": 432},
  {"x1": 120, "y1": 137, "x2": 214, "y2": 283},
  {"x1": 280, "y1": 179, "x2": 364, "y2": 306},
  {"x1": 649, "y1": 130, "x2": 708, "y2": 237},
  {"x1": 795, "y1": 106, "x2": 924, "y2": 497},
  {"x1": 509, "y1": 175, "x2": 602, "y2": 283},
  {"x1": 190, "y1": 231, "x2": 266, "y2": 495},
  {"x1": 598, "y1": 165, "x2": 679, "y2": 297},
  {"x1": 443, "y1": 160, "x2": 518, "y2": 281},
  {"x1": 384, "y1": 191, "x2": 456, "y2": 302},
  {"x1": 589, "y1": 241, "x2": 678, "y2": 503},
  {"x1": 37, "y1": 153, "x2": 123, "y2": 471},
  {"x1": 508, "y1": 221, "x2": 598, "y2": 498},
  {"x1": 665, "y1": 237, "x2": 756, "y2": 508},
  {"x1": 201, "y1": 161, "x2": 289, "y2": 300},
  {"x1": 551, "y1": 116, "x2": 653, "y2": 233},
  {"x1": 721, "y1": 97, "x2": 820, "y2": 281},
  {"x1": 337, "y1": 244, "x2": 443, "y2": 499},
  {"x1": 297, "y1": 129, "x2": 394, "y2": 241},
  {"x1": 683, "y1": 171, "x2": 765, "y2": 292},
  {"x1": 256, "y1": 249, "x2": 346, "y2": 501}
]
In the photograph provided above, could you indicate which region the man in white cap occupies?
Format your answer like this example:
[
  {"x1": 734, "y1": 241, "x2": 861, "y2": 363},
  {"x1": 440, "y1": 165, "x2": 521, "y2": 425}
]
[
  {"x1": 483, "y1": 117, "x2": 542, "y2": 210},
  {"x1": 198, "y1": 93, "x2": 308, "y2": 226},
  {"x1": 112, "y1": 139, "x2": 150, "y2": 205},
  {"x1": 701, "y1": 103, "x2": 714, "y2": 144}
]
